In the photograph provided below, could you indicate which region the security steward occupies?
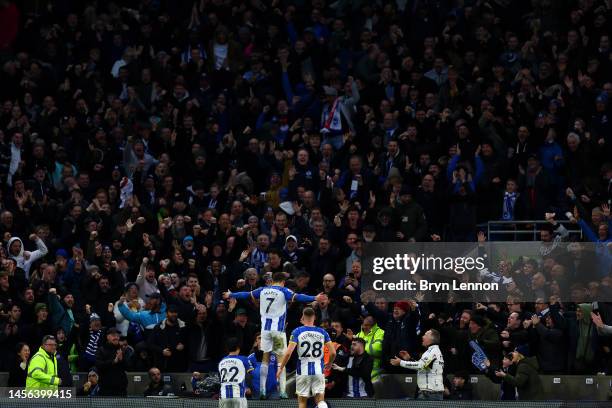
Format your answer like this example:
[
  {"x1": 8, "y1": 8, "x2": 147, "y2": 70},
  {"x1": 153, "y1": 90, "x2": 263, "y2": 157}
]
[{"x1": 26, "y1": 335, "x2": 62, "y2": 390}]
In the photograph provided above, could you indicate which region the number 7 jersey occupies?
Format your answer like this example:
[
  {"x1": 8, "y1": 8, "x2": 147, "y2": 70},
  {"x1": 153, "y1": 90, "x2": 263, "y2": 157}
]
[
  {"x1": 218, "y1": 355, "x2": 254, "y2": 399},
  {"x1": 251, "y1": 285, "x2": 295, "y2": 332},
  {"x1": 290, "y1": 326, "x2": 331, "y2": 376}
]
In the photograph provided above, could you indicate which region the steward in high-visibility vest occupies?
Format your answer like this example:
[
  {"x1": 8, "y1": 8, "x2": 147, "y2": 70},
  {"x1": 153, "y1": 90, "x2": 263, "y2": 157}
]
[
  {"x1": 356, "y1": 317, "x2": 385, "y2": 382},
  {"x1": 26, "y1": 335, "x2": 61, "y2": 390}
]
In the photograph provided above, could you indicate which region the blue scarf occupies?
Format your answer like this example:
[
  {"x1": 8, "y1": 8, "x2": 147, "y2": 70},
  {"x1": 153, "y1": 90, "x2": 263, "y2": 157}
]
[{"x1": 502, "y1": 192, "x2": 517, "y2": 220}]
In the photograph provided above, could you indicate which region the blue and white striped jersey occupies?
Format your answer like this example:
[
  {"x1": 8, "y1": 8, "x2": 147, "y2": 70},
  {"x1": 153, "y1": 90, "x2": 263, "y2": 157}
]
[
  {"x1": 346, "y1": 356, "x2": 367, "y2": 397},
  {"x1": 218, "y1": 355, "x2": 253, "y2": 399},
  {"x1": 251, "y1": 285, "x2": 295, "y2": 332},
  {"x1": 289, "y1": 326, "x2": 331, "y2": 376}
]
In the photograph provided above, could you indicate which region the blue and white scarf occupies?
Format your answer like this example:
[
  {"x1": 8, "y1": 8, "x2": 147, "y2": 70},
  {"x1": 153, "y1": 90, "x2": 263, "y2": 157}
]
[
  {"x1": 502, "y1": 192, "x2": 517, "y2": 220},
  {"x1": 321, "y1": 98, "x2": 342, "y2": 134},
  {"x1": 84, "y1": 329, "x2": 102, "y2": 363}
]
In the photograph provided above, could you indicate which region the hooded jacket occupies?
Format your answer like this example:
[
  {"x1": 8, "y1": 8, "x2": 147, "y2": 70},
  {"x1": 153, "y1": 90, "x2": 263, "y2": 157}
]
[
  {"x1": 7, "y1": 237, "x2": 48, "y2": 278},
  {"x1": 135, "y1": 259, "x2": 159, "y2": 300}
]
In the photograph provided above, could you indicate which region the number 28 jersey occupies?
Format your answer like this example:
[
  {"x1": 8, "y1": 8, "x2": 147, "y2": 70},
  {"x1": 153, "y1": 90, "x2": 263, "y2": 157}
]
[
  {"x1": 251, "y1": 285, "x2": 295, "y2": 332},
  {"x1": 218, "y1": 355, "x2": 253, "y2": 399},
  {"x1": 290, "y1": 326, "x2": 331, "y2": 376}
]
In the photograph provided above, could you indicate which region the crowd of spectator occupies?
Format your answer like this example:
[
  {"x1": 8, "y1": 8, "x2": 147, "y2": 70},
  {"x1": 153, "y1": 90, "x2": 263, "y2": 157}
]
[{"x1": 0, "y1": 0, "x2": 611, "y2": 399}]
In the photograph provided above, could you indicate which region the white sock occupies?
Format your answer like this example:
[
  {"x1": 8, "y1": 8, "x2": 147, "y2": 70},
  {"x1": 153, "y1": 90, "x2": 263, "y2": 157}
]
[
  {"x1": 317, "y1": 401, "x2": 328, "y2": 408},
  {"x1": 260, "y1": 362, "x2": 268, "y2": 395},
  {"x1": 279, "y1": 366, "x2": 286, "y2": 394}
]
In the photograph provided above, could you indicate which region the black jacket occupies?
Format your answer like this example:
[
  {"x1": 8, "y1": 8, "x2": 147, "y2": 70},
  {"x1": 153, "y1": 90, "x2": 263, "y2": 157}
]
[
  {"x1": 532, "y1": 322, "x2": 566, "y2": 373},
  {"x1": 7, "y1": 357, "x2": 27, "y2": 387},
  {"x1": 392, "y1": 200, "x2": 427, "y2": 242},
  {"x1": 95, "y1": 341, "x2": 128, "y2": 396},
  {"x1": 344, "y1": 352, "x2": 374, "y2": 397},
  {"x1": 469, "y1": 323, "x2": 502, "y2": 368},
  {"x1": 186, "y1": 317, "x2": 223, "y2": 363},
  {"x1": 166, "y1": 296, "x2": 197, "y2": 323},
  {"x1": 485, "y1": 363, "x2": 517, "y2": 400},
  {"x1": 200, "y1": 266, "x2": 232, "y2": 294},
  {"x1": 366, "y1": 303, "x2": 420, "y2": 373},
  {"x1": 55, "y1": 351, "x2": 73, "y2": 386},
  {"x1": 148, "y1": 318, "x2": 187, "y2": 372},
  {"x1": 144, "y1": 381, "x2": 175, "y2": 396},
  {"x1": 447, "y1": 382, "x2": 473, "y2": 400},
  {"x1": 504, "y1": 356, "x2": 544, "y2": 400}
]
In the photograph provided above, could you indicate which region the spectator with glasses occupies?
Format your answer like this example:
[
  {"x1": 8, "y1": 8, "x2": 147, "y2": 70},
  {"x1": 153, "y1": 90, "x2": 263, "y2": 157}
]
[
  {"x1": 77, "y1": 370, "x2": 100, "y2": 397},
  {"x1": 25, "y1": 334, "x2": 61, "y2": 390}
]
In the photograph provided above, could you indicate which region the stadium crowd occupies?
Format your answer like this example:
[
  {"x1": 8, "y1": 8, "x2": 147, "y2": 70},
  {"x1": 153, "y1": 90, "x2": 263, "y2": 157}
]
[{"x1": 0, "y1": 0, "x2": 611, "y2": 399}]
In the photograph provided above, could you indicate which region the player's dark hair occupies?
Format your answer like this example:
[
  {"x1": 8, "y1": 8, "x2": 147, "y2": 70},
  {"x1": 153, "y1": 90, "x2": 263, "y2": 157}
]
[
  {"x1": 302, "y1": 307, "x2": 315, "y2": 319},
  {"x1": 272, "y1": 272, "x2": 286, "y2": 283},
  {"x1": 226, "y1": 337, "x2": 240, "y2": 353}
]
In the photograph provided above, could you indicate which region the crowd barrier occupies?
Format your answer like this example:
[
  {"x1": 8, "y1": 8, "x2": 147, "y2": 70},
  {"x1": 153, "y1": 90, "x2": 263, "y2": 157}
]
[
  {"x1": 1, "y1": 372, "x2": 612, "y2": 400},
  {"x1": 1, "y1": 397, "x2": 612, "y2": 407},
  {"x1": 376, "y1": 374, "x2": 612, "y2": 400}
]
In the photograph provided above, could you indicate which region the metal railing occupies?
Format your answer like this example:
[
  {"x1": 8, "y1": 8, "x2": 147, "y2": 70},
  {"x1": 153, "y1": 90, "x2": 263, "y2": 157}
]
[
  {"x1": 1, "y1": 399, "x2": 611, "y2": 407},
  {"x1": 483, "y1": 220, "x2": 583, "y2": 241},
  {"x1": 2, "y1": 372, "x2": 612, "y2": 401}
]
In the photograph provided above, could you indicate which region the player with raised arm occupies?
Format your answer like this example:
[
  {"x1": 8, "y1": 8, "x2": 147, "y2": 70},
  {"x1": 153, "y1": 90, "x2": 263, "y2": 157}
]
[
  {"x1": 218, "y1": 337, "x2": 254, "y2": 408},
  {"x1": 223, "y1": 272, "x2": 327, "y2": 399},
  {"x1": 277, "y1": 307, "x2": 336, "y2": 408}
]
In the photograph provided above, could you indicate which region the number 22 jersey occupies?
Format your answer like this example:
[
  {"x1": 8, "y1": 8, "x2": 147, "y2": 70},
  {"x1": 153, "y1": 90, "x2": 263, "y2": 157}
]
[
  {"x1": 289, "y1": 326, "x2": 331, "y2": 376},
  {"x1": 218, "y1": 355, "x2": 253, "y2": 399}
]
